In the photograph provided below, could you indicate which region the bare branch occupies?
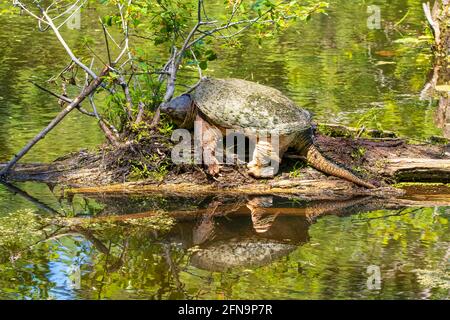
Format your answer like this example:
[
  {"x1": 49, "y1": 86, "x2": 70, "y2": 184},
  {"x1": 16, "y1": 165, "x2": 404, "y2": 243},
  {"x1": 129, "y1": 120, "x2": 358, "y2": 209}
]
[
  {"x1": 189, "y1": 48, "x2": 203, "y2": 79},
  {"x1": 14, "y1": 1, "x2": 48, "y2": 24},
  {"x1": 31, "y1": 81, "x2": 97, "y2": 117},
  {"x1": 101, "y1": 21, "x2": 113, "y2": 66},
  {"x1": 118, "y1": 75, "x2": 134, "y2": 120},
  {"x1": 39, "y1": 7, "x2": 98, "y2": 79},
  {"x1": 0, "y1": 66, "x2": 110, "y2": 178},
  {"x1": 134, "y1": 101, "x2": 145, "y2": 125},
  {"x1": 91, "y1": 101, "x2": 121, "y2": 147}
]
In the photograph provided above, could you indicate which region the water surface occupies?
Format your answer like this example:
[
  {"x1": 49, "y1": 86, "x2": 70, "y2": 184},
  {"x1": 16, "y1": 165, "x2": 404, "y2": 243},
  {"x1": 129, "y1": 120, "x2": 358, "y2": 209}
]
[{"x1": 0, "y1": 0, "x2": 448, "y2": 300}]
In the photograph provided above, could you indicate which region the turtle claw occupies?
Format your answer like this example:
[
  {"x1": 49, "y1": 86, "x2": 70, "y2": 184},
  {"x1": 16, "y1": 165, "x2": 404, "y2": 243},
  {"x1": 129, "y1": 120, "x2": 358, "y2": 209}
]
[
  {"x1": 207, "y1": 163, "x2": 221, "y2": 176},
  {"x1": 247, "y1": 165, "x2": 276, "y2": 179}
]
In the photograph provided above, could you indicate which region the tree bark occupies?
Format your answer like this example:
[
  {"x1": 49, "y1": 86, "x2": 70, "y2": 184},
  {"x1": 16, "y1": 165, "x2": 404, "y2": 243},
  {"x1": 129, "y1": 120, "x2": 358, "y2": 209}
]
[{"x1": 384, "y1": 158, "x2": 450, "y2": 182}]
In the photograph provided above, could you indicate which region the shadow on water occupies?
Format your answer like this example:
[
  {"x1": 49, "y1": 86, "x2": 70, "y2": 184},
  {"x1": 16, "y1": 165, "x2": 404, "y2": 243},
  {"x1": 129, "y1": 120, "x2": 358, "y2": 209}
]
[{"x1": 0, "y1": 182, "x2": 448, "y2": 299}]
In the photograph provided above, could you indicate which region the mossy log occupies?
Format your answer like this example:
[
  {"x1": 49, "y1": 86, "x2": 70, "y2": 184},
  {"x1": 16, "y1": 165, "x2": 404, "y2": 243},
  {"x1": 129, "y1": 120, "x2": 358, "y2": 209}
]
[
  {"x1": 1, "y1": 125, "x2": 450, "y2": 201},
  {"x1": 315, "y1": 123, "x2": 399, "y2": 139},
  {"x1": 385, "y1": 158, "x2": 450, "y2": 182}
]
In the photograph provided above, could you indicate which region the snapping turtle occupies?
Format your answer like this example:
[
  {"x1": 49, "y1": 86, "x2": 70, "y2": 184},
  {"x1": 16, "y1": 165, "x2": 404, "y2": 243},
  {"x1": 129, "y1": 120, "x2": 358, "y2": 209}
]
[{"x1": 161, "y1": 78, "x2": 375, "y2": 189}]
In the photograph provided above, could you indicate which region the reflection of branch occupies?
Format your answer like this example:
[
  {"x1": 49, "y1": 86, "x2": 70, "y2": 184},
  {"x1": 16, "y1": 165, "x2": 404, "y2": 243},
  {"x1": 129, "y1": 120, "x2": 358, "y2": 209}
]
[
  {"x1": 73, "y1": 227, "x2": 110, "y2": 255},
  {"x1": 162, "y1": 243, "x2": 185, "y2": 296},
  {"x1": 350, "y1": 207, "x2": 422, "y2": 223},
  {"x1": 0, "y1": 180, "x2": 60, "y2": 215},
  {"x1": 420, "y1": 1, "x2": 449, "y2": 137},
  {"x1": 423, "y1": 2, "x2": 441, "y2": 45}
]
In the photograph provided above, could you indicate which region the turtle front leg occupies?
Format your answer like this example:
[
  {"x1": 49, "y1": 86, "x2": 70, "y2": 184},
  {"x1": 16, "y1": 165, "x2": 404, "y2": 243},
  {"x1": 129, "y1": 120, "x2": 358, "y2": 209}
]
[
  {"x1": 196, "y1": 115, "x2": 222, "y2": 176},
  {"x1": 247, "y1": 135, "x2": 291, "y2": 178}
]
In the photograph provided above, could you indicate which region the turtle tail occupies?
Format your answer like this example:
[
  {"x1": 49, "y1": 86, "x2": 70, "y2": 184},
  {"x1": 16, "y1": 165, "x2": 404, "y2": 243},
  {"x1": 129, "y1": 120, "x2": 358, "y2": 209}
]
[{"x1": 304, "y1": 144, "x2": 376, "y2": 189}]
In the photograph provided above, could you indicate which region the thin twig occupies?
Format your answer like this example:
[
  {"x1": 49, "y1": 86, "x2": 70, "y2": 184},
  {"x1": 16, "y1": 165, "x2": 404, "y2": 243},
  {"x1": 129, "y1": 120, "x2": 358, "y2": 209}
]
[
  {"x1": 39, "y1": 5, "x2": 98, "y2": 80},
  {"x1": 101, "y1": 21, "x2": 113, "y2": 66}
]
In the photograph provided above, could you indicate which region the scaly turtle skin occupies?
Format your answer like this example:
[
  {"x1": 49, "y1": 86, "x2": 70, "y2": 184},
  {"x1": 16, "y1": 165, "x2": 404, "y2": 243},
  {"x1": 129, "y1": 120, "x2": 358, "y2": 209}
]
[{"x1": 161, "y1": 77, "x2": 375, "y2": 189}]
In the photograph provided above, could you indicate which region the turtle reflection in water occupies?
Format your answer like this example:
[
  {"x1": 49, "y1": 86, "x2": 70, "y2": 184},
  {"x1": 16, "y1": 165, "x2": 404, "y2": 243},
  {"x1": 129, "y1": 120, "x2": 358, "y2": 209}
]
[
  {"x1": 184, "y1": 196, "x2": 369, "y2": 272},
  {"x1": 190, "y1": 238, "x2": 297, "y2": 272}
]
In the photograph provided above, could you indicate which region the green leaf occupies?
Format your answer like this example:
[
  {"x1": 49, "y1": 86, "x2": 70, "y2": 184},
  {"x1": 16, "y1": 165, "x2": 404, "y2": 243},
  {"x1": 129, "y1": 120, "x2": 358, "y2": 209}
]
[
  {"x1": 199, "y1": 61, "x2": 208, "y2": 70},
  {"x1": 206, "y1": 50, "x2": 217, "y2": 61},
  {"x1": 103, "y1": 15, "x2": 113, "y2": 27}
]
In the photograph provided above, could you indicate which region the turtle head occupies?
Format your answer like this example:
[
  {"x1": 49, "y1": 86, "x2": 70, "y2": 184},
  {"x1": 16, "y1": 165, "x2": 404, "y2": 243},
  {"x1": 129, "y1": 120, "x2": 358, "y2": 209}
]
[{"x1": 161, "y1": 94, "x2": 195, "y2": 127}]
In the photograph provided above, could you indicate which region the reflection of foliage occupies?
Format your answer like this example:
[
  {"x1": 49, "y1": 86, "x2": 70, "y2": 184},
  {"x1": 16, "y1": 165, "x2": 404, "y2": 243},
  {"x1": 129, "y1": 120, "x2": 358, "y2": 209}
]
[
  {"x1": 0, "y1": 206, "x2": 449, "y2": 299},
  {"x1": 180, "y1": 207, "x2": 449, "y2": 299},
  {"x1": 0, "y1": 209, "x2": 54, "y2": 263},
  {"x1": 79, "y1": 213, "x2": 175, "y2": 236},
  {"x1": 76, "y1": 214, "x2": 189, "y2": 300},
  {"x1": 414, "y1": 268, "x2": 449, "y2": 290},
  {"x1": 0, "y1": 210, "x2": 58, "y2": 299},
  {"x1": 67, "y1": 212, "x2": 182, "y2": 299},
  {"x1": 0, "y1": 3, "x2": 19, "y2": 15},
  {"x1": 0, "y1": 209, "x2": 178, "y2": 299},
  {"x1": 358, "y1": 208, "x2": 448, "y2": 244},
  {"x1": 263, "y1": 0, "x2": 441, "y2": 139}
]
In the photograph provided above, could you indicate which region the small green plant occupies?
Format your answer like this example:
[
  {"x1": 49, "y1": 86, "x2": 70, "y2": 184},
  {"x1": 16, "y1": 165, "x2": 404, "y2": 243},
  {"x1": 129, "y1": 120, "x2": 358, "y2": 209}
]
[
  {"x1": 158, "y1": 120, "x2": 175, "y2": 136},
  {"x1": 129, "y1": 156, "x2": 171, "y2": 182},
  {"x1": 352, "y1": 166, "x2": 370, "y2": 177},
  {"x1": 355, "y1": 107, "x2": 383, "y2": 132},
  {"x1": 129, "y1": 162, "x2": 152, "y2": 180},
  {"x1": 289, "y1": 161, "x2": 306, "y2": 178},
  {"x1": 351, "y1": 147, "x2": 367, "y2": 160},
  {"x1": 317, "y1": 124, "x2": 353, "y2": 138},
  {"x1": 131, "y1": 122, "x2": 151, "y2": 142},
  {"x1": 151, "y1": 161, "x2": 171, "y2": 181}
]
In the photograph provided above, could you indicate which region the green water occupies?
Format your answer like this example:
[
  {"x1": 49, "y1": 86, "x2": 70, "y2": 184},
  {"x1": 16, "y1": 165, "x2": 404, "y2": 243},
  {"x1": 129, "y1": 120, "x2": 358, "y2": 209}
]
[
  {"x1": 0, "y1": 189, "x2": 448, "y2": 300},
  {"x1": 0, "y1": 0, "x2": 449, "y2": 300}
]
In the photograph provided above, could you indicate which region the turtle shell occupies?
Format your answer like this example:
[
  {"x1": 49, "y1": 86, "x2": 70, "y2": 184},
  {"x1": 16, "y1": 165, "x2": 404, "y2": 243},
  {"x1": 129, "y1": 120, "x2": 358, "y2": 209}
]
[{"x1": 192, "y1": 78, "x2": 311, "y2": 135}]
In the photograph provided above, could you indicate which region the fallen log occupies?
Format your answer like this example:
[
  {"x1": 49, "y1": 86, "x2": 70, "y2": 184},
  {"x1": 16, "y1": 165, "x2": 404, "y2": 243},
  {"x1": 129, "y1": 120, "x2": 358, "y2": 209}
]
[
  {"x1": 66, "y1": 180, "x2": 402, "y2": 201},
  {"x1": 1, "y1": 127, "x2": 449, "y2": 201},
  {"x1": 384, "y1": 158, "x2": 450, "y2": 182}
]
